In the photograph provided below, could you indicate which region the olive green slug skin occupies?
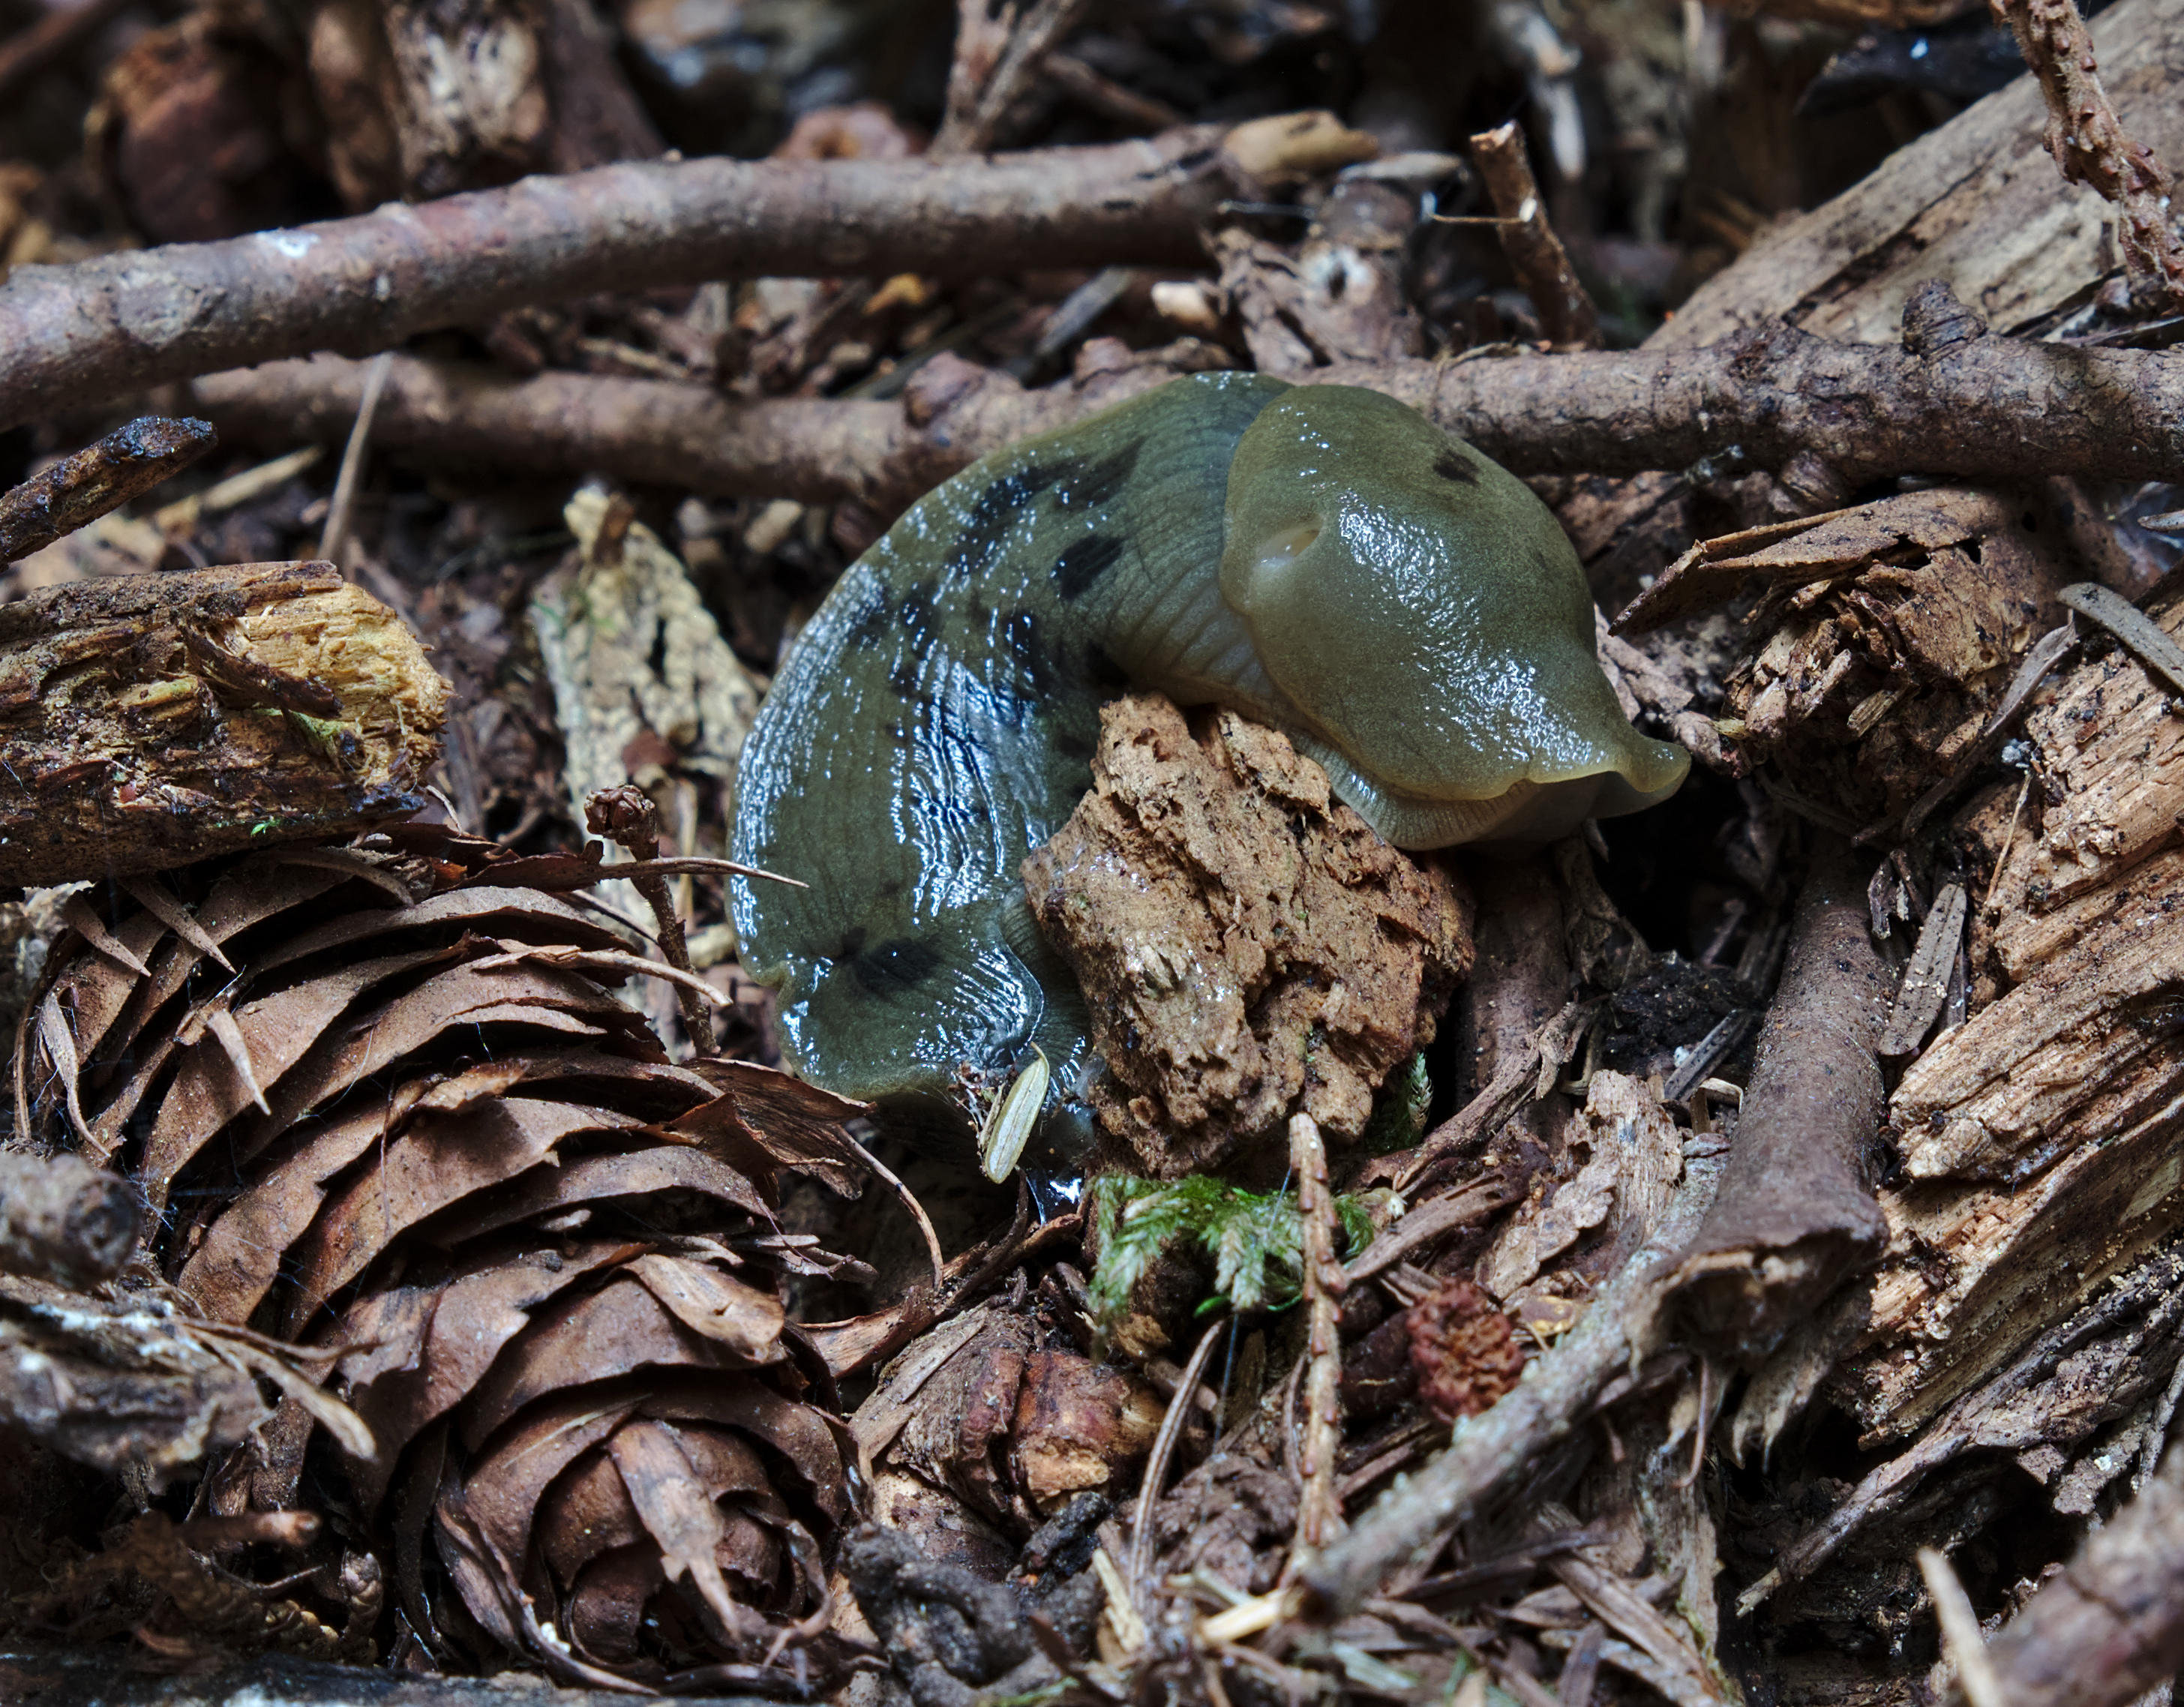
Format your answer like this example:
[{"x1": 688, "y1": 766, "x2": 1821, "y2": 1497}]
[{"x1": 728, "y1": 372, "x2": 1688, "y2": 1168}]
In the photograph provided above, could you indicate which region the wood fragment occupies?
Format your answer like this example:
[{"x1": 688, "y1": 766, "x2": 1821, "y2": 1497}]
[
  {"x1": 1880, "y1": 883, "x2": 1969, "y2": 1057},
  {"x1": 0, "y1": 128, "x2": 1237, "y2": 432},
  {"x1": 2058, "y1": 580, "x2": 2184, "y2": 696},
  {"x1": 0, "y1": 416, "x2": 215, "y2": 564},
  {"x1": 0, "y1": 1149, "x2": 136, "y2": 1283},
  {"x1": 1920, "y1": 1546, "x2": 2008, "y2": 1707},
  {"x1": 1667, "y1": 836, "x2": 1890, "y2": 1362},
  {"x1": 1466, "y1": 123, "x2": 1600, "y2": 349}
]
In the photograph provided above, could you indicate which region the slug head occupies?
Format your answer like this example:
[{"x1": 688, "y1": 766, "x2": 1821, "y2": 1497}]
[{"x1": 1218, "y1": 386, "x2": 1689, "y2": 848}]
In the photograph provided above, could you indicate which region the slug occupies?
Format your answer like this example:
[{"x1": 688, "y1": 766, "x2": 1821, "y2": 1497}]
[{"x1": 728, "y1": 373, "x2": 1688, "y2": 1165}]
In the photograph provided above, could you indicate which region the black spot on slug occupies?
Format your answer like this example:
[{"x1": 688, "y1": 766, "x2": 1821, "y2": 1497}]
[
  {"x1": 841, "y1": 584, "x2": 892, "y2": 649},
  {"x1": 1054, "y1": 730, "x2": 1095, "y2": 762},
  {"x1": 849, "y1": 936, "x2": 943, "y2": 995},
  {"x1": 953, "y1": 463, "x2": 1063, "y2": 571},
  {"x1": 888, "y1": 660, "x2": 921, "y2": 698},
  {"x1": 1083, "y1": 641, "x2": 1130, "y2": 692},
  {"x1": 1000, "y1": 608, "x2": 1057, "y2": 694},
  {"x1": 1057, "y1": 442, "x2": 1142, "y2": 511},
  {"x1": 1433, "y1": 447, "x2": 1480, "y2": 486},
  {"x1": 1052, "y1": 534, "x2": 1126, "y2": 600}
]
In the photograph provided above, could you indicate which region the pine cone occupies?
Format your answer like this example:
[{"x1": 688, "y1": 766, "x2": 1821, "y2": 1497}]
[{"x1": 22, "y1": 825, "x2": 864, "y2": 1688}]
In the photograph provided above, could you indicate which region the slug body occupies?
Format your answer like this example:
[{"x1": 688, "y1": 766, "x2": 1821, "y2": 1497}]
[{"x1": 729, "y1": 373, "x2": 1688, "y2": 1161}]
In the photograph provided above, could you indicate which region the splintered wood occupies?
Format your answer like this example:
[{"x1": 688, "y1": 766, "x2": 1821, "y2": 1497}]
[
  {"x1": 1023, "y1": 693, "x2": 1474, "y2": 1177},
  {"x1": 1708, "y1": 489, "x2": 2068, "y2": 827},
  {"x1": 0, "y1": 561, "x2": 446, "y2": 885},
  {"x1": 1839, "y1": 580, "x2": 2184, "y2": 1438}
]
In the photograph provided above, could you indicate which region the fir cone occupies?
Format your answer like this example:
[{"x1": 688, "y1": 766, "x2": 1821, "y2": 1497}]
[{"x1": 21, "y1": 824, "x2": 865, "y2": 1688}]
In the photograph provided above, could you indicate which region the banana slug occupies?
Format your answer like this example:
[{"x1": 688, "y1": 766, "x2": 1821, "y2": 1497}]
[{"x1": 728, "y1": 373, "x2": 1688, "y2": 1165}]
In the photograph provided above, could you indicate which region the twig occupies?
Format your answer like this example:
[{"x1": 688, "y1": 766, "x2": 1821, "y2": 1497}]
[
  {"x1": 584, "y1": 786, "x2": 716, "y2": 1054},
  {"x1": 1285, "y1": 1114, "x2": 1347, "y2": 1576},
  {"x1": 1299, "y1": 1148, "x2": 1722, "y2": 1619},
  {"x1": 0, "y1": 128, "x2": 1234, "y2": 433},
  {"x1": 1466, "y1": 122, "x2": 1600, "y2": 348},
  {"x1": 0, "y1": 1150, "x2": 136, "y2": 1284},
  {"x1": 1990, "y1": 0, "x2": 2184, "y2": 308},
  {"x1": 1666, "y1": 835, "x2": 1890, "y2": 1362},
  {"x1": 194, "y1": 308, "x2": 2184, "y2": 514},
  {"x1": 1920, "y1": 1547, "x2": 2008, "y2": 1707},
  {"x1": 934, "y1": 0, "x2": 1099, "y2": 155},
  {"x1": 316, "y1": 350, "x2": 393, "y2": 568},
  {"x1": 0, "y1": 416, "x2": 215, "y2": 564},
  {"x1": 1129, "y1": 1316, "x2": 1228, "y2": 1606}
]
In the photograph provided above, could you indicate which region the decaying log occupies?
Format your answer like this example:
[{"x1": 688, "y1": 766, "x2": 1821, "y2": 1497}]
[
  {"x1": 1668, "y1": 836, "x2": 1890, "y2": 1361},
  {"x1": 194, "y1": 306, "x2": 2184, "y2": 516},
  {"x1": 0, "y1": 562, "x2": 447, "y2": 886},
  {"x1": 0, "y1": 127, "x2": 1237, "y2": 433},
  {"x1": 1836, "y1": 580, "x2": 2184, "y2": 1438}
]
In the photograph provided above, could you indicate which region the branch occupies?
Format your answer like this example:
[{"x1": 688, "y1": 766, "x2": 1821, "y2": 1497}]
[
  {"x1": 0, "y1": 1150, "x2": 136, "y2": 1284},
  {"x1": 0, "y1": 128, "x2": 1232, "y2": 434},
  {"x1": 1664, "y1": 833, "x2": 1891, "y2": 1362},
  {"x1": 1992, "y1": 0, "x2": 2184, "y2": 308},
  {"x1": 1467, "y1": 122, "x2": 1601, "y2": 349},
  {"x1": 0, "y1": 416, "x2": 215, "y2": 564},
  {"x1": 194, "y1": 308, "x2": 2184, "y2": 512}
]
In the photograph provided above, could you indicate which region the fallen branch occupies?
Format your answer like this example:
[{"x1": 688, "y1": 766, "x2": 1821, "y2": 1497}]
[
  {"x1": 0, "y1": 128, "x2": 1232, "y2": 433},
  {"x1": 1666, "y1": 834, "x2": 1891, "y2": 1361},
  {"x1": 1970, "y1": 1441, "x2": 2184, "y2": 1707},
  {"x1": 194, "y1": 308, "x2": 2184, "y2": 511},
  {"x1": 1993, "y1": 0, "x2": 2184, "y2": 306},
  {"x1": 1466, "y1": 122, "x2": 1600, "y2": 350},
  {"x1": 0, "y1": 416, "x2": 215, "y2": 564},
  {"x1": 1299, "y1": 1146, "x2": 1721, "y2": 1619}
]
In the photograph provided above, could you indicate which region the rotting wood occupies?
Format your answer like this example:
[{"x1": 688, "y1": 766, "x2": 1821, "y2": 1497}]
[
  {"x1": 1658, "y1": 0, "x2": 2184, "y2": 346},
  {"x1": 1833, "y1": 581, "x2": 2184, "y2": 1436},
  {"x1": 0, "y1": 126, "x2": 1238, "y2": 433},
  {"x1": 0, "y1": 562, "x2": 447, "y2": 886}
]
